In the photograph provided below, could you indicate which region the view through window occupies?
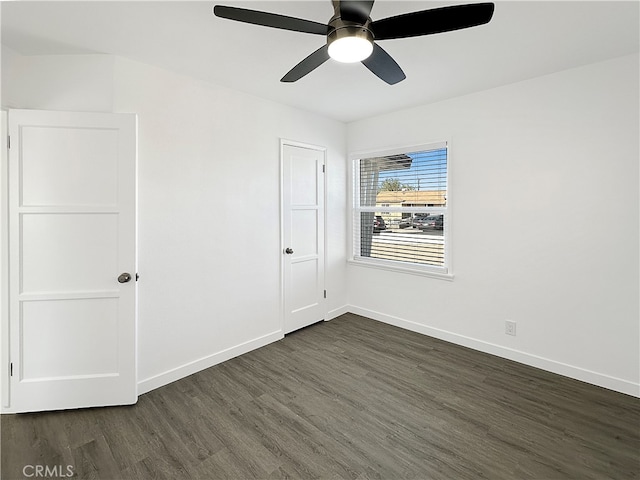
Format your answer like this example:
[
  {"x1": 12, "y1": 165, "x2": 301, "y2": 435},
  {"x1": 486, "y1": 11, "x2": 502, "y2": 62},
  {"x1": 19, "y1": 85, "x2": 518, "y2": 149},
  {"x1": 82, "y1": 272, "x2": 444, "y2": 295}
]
[{"x1": 353, "y1": 142, "x2": 449, "y2": 272}]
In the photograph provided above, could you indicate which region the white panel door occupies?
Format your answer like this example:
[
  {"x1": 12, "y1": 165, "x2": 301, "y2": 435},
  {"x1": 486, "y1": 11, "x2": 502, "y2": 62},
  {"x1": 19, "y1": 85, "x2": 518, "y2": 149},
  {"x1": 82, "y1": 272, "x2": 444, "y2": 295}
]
[
  {"x1": 282, "y1": 142, "x2": 325, "y2": 334},
  {"x1": 6, "y1": 109, "x2": 137, "y2": 413}
]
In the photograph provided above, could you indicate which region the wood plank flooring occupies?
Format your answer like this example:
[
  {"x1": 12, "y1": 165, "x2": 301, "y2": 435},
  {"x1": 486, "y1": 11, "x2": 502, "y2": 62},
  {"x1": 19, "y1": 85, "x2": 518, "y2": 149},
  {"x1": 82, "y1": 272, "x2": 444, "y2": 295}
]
[{"x1": 2, "y1": 313, "x2": 639, "y2": 479}]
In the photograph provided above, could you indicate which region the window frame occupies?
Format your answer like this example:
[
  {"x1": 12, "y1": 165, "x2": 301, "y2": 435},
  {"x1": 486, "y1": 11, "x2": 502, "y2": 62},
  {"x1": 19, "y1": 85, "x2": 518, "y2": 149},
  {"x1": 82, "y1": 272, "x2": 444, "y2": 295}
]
[{"x1": 348, "y1": 141, "x2": 453, "y2": 280}]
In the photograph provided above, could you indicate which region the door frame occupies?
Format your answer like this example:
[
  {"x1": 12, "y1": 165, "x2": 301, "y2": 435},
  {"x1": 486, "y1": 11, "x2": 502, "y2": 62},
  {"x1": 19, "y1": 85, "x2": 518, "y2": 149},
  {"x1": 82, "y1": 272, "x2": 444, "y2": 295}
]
[
  {"x1": 1, "y1": 109, "x2": 9, "y2": 409},
  {"x1": 279, "y1": 139, "x2": 328, "y2": 334}
]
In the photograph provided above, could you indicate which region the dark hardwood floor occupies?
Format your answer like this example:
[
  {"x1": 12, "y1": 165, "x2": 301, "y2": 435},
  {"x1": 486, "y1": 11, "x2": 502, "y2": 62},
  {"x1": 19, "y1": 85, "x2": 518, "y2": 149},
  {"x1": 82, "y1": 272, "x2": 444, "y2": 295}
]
[{"x1": 2, "y1": 313, "x2": 639, "y2": 479}]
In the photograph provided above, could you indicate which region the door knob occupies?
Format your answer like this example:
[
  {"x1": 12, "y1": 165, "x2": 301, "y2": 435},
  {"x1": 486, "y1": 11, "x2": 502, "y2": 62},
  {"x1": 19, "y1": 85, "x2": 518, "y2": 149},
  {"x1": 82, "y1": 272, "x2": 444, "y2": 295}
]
[
  {"x1": 285, "y1": 248, "x2": 294, "y2": 254},
  {"x1": 118, "y1": 273, "x2": 132, "y2": 283}
]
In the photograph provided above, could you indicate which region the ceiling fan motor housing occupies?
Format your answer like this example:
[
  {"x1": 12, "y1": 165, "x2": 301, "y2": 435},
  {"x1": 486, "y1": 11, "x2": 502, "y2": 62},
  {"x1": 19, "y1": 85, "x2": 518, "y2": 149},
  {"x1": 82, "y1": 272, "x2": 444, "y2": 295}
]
[{"x1": 327, "y1": 13, "x2": 374, "y2": 45}]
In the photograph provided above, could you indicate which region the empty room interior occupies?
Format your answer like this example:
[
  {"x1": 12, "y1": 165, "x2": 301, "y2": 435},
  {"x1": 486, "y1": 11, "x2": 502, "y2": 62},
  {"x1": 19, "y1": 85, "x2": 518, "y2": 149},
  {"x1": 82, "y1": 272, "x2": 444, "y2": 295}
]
[{"x1": 0, "y1": 1, "x2": 639, "y2": 479}]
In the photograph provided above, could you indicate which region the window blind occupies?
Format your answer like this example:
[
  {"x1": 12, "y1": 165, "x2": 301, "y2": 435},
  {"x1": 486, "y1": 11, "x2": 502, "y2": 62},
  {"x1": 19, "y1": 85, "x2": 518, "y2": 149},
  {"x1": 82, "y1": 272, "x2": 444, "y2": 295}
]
[{"x1": 353, "y1": 144, "x2": 448, "y2": 270}]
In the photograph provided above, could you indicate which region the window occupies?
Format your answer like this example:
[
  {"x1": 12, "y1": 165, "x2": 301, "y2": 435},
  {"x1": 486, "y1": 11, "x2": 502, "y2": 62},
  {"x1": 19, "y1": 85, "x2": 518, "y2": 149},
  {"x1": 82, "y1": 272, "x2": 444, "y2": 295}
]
[{"x1": 351, "y1": 142, "x2": 450, "y2": 276}]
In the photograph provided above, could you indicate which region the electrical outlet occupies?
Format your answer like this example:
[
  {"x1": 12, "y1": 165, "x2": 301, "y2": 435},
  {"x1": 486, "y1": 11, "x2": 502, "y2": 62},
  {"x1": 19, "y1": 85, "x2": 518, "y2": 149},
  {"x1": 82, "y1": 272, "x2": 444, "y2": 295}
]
[{"x1": 505, "y1": 320, "x2": 516, "y2": 336}]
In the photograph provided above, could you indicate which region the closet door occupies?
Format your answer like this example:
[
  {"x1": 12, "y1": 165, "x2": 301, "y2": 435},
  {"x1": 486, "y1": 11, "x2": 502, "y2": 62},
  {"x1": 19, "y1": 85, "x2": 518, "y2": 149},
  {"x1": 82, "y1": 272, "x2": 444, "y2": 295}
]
[{"x1": 281, "y1": 141, "x2": 326, "y2": 334}]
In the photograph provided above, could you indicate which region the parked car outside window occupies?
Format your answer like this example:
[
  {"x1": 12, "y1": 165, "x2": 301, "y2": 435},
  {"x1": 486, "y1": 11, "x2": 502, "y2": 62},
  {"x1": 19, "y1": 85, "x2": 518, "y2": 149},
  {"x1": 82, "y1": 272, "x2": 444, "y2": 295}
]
[
  {"x1": 398, "y1": 214, "x2": 430, "y2": 229},
  {"x1": 410, "y1": 214, "x2": 428, "y2": 227},
  {"x1": 398, "y1": 217, "x2": 412, "y2": 228},
  {"x1": 373, "y1": 215, "x2": 386, "y2": 232},
  {"x1": 417, "y1": 215, "x2": 444, "y2": 231}
]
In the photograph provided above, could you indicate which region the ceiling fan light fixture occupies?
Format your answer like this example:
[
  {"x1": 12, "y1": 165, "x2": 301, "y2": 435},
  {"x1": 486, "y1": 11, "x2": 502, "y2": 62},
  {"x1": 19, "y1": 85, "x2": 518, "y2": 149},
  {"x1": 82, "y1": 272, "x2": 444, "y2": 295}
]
[
  {"x1": 328, "y1": 36, "x2": 373, "y2": 63},
  {"x1": 327, "y1": 25, "x2": 374, "y2": 63}
]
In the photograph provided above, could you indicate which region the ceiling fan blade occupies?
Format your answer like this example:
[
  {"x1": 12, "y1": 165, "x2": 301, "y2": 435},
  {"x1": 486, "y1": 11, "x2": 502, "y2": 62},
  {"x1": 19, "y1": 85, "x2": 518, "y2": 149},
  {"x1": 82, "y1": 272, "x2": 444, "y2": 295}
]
[
  {"x1": 372, "y1": 3, "x2": 495, "y2": 40},
  {"x1": 281, "y1": 45, "x2": 330, "y2": 82},
  {"x1": 214, "y1": 5, "x2": 328, "y2": 35},
  {"x1": 339, "y1": 1, "x2": 375, "y2": 24},
  {"x1": 362, "y1": 43, "x2": 406, "y2": 85}
]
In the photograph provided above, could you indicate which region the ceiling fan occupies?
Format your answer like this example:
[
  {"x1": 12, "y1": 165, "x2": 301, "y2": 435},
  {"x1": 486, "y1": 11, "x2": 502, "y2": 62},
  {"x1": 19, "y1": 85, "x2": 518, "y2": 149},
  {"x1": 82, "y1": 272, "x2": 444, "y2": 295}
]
[{"x1": 213, "y1": 1, "x2": 495, "y2": 85}]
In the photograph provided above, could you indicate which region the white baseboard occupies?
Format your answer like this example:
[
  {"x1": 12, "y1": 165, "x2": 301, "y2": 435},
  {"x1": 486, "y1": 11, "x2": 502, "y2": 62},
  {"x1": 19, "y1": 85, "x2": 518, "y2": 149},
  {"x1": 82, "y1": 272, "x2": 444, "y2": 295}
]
[
  {"x1": 347, "y1": 305, "x2": 640, "y2": 398},
  {"x1": 137, "y1": 330, "x2": 283, "y2": 395},
  {"x1": 326, "y1": 304, "x2": 349, "y2": 321}
]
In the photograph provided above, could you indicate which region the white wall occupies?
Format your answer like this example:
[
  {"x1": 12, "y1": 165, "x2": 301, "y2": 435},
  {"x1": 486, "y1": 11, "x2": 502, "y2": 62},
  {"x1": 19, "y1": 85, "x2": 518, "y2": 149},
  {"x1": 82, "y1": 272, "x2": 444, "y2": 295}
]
[
  {"x1": 1, "y1": 50, "x2": 348, "y2": 395},
  {"x1": 1, "y1": 46, "x2": 114, "y2": 111},
  {"x1": 112, "y1": 57, "x2": 348, "y2": 391},
  {"x1": 347, "y1": 54, "x2": 639, "y2": 396}
]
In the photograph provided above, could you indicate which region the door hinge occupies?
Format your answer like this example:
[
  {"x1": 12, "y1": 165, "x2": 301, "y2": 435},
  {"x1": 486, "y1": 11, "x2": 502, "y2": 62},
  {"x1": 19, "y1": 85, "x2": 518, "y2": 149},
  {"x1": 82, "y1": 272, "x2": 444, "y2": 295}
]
[
  {"x1": 136, "y1": 273, "x2": 139, "y2": 282},
  {"x1": 324, "y1": 289, "x2": 327, "y2": 299},
  {"x1": 10, "y1": 362, "x2": 13, "y2": 377},
  {"x1": 322, "y1": 164, "x2": 325, "y2": 173},
  {"x1": 7, "y1": 136, "x2": 10, "y2": 149}
]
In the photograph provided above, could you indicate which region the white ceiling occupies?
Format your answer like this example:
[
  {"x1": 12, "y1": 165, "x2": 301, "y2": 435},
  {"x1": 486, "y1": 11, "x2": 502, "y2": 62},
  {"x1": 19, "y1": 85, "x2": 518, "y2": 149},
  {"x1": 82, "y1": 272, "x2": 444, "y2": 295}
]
[{"x1": 2, "y1": 1, "x2": 638, "y2": 122}]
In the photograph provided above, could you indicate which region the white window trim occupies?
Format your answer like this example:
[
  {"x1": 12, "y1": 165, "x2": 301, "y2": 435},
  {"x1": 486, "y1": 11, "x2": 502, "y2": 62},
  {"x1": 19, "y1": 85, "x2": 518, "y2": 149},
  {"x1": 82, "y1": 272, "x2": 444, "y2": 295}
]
[{"x1": 348, "y1": 140, "x2": 453, "y2": 280}]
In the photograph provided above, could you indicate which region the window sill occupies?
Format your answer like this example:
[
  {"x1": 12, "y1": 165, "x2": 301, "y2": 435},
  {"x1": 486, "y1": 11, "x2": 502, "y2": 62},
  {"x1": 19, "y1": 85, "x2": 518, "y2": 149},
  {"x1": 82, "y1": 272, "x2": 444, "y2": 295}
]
[{"x1": 347, "y1": 258, "x2": 454, "y2": 281}]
